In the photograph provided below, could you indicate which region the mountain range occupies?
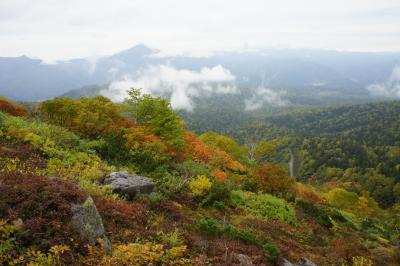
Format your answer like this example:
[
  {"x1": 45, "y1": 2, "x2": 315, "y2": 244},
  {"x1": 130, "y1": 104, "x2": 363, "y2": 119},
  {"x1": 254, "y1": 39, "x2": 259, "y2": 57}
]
[{"x1": 1, "y1": 44, "x2": 400, "y2": 103}]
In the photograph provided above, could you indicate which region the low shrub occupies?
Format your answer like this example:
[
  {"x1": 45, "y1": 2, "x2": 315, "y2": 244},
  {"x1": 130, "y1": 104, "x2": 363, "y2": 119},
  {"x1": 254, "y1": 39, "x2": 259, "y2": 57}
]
[
  {"x1": 156, "y1": 228, "x2": 185, "y2": 247},
  {"x1": 84, "y1": 242, "x2": 191, "y2": 265},
  {"x1": 296, "y1": 199, "x2": 334, "y2": 228},
  {"x1": 0, "y1": 220, "x2": 71, "y2": 266},
  {"x1": 231, "y1": 190, "x2": 297, "y2": 225},
  {"x1": 0, "y1": 113, "x2": 115, "y2": 197},
  {"x1": 200, "y1": 181, "x2": 232, "y2": 209},
  {"x1": 190, "y1": 218, "x2": 280, "y2": 262},
  {"x1": 152, "y1": 171, "x2": 187, "y2": 198},
  {"x1": 0, "y1": 139, "x2": 46, "y2": 175},
  {"x1": 0, "y1": 172, "x2": 87, "y2": 253},
  {"x1": 93, "y1": 196, "x2": 150, "y2": 242},
  {"x1": 188, "y1": 175, "x2": 212, "y2": 197}
]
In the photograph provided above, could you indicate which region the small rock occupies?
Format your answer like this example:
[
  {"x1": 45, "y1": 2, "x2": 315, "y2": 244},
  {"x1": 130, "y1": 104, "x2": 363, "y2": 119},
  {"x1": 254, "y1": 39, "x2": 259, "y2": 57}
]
[
  {"x1": 236, "y1": 253, "x2": 253, "y2": 266},
  {"x1": 104, "y1": 171, "x2": 154, "y2": 199},
  {"x1": 12, "y1": 218, "x2": 24, "y2": 229},
  {"x1": 282, "y1": 258, "x2": 294, "y2": 266},
  {"x1": 298, "y1": 257, "x2": 317, "y2": 266},
  {"x1": 71, "y1": 196, "x2": 111, "y2": 252},
  {"x1": 281, "y1": 257, "x2": 317, "y2": 266}
]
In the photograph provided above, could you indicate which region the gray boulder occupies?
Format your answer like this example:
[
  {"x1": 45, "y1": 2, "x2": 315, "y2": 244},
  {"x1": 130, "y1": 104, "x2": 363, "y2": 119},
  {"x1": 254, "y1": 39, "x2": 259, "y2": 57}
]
[
  {"x1": 71, "y1": 196, "x2": 111, "y2": 252},
  {"x1": 282, "y1": 257, "x2": 317, "y2": 266},
  {"x1": 103, "y1": 171, "x2": 154, "y2": 199}
]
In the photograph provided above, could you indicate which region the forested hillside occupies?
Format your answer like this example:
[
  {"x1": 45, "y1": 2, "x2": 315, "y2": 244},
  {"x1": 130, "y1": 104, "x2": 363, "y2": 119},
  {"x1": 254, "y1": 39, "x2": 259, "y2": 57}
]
[
  {"x1": 183, "y1": 100, "x2": 400, "y2": 209},
  {"x1": 212, "y1": 101, "x2": 399, "y2": 209},
  {"x1": 0, "y1": 94, "x2": 399, "y2": 265}
]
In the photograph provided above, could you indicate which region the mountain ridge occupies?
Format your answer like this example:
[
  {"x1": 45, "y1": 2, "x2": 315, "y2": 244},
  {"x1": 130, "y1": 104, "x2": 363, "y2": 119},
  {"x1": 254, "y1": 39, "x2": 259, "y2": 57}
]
[{"x1": 1, "y1": 44, "x2": 400, "y2": 102}]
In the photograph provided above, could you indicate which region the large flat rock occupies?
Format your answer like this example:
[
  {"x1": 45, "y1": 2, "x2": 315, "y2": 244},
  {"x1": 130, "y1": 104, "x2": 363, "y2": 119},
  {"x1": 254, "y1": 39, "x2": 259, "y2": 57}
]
[{"x1": 104, "y1": 171, "x2": 154, "y2": 199}]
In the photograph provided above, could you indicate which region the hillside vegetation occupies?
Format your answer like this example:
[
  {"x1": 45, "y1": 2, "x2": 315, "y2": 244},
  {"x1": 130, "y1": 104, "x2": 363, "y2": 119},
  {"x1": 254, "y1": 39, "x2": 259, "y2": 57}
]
[{"x1": 0, "y1": 93, "x2": 399, "y2": 265}]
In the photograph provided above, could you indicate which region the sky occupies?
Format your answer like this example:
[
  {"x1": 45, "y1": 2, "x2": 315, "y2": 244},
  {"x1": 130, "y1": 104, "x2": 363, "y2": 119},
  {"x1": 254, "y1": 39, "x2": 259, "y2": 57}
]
[{"x1": 1, "y1": 0, "x2": 400, "y2": 62}]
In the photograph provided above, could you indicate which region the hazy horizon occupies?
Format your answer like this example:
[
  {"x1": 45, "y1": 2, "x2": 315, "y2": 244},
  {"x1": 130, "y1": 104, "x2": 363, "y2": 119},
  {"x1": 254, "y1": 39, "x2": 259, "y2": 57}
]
[{"x1": 1, "y1": 0, "x2": 400, "y2": 62}]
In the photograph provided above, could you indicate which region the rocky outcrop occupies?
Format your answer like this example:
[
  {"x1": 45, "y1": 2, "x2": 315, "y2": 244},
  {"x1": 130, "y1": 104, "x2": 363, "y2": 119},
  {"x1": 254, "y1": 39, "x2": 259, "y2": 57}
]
[
  {"x1": 71, "y1": 196, "x2": 111, "y2": 252},
  {"x1": 282, "y1": 257, "x2": 317, "y2": 266},
  {"x1": 103, "y1": 171, "x2": 154, "y2": 199}
]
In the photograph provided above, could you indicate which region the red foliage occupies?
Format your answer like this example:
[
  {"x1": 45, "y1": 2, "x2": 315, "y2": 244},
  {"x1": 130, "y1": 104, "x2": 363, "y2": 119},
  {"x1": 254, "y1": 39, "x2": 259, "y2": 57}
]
[
  {"x1": 0, "y1": 97, "x2": 28, "y2": 116},
  {"x1": 0, "y1": 172, "x2": 87, "y2": 251},
  {"x1": 93, "y1": 196, "x2": 151, "y2": 242},
  {"x1": 155, "y1": 200, "x2": 192, "y2": 224},
  {"x1": 330, "y1": 239, "x2": 351, "y2": 259}
]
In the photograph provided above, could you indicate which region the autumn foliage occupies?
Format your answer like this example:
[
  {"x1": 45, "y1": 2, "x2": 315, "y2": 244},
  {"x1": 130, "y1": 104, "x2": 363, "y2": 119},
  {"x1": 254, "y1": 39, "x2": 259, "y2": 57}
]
[
  {"x1": 38, "y1": 96, "x2": 127, "y2": 138},
  {"x1": 183, "y1": 131, "x2": 245, "y2": 172},
  {"x1": 250, "y1": 163, "x2": 295, "y2": 196},
  {"x1": 0, "y1": 96, "x2": 27, "y2": 116},
  {"x1": 0, "y1": 172, "x2": 86, "y2": 251},
  {"x1": 0, "y1": 94, "x2": 397, "y2": 265}
]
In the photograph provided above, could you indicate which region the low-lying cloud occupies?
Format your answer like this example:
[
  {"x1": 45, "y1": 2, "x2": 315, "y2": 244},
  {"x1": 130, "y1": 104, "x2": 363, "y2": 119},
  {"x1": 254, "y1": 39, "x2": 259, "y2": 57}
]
[
  {"x1": 367, "y1": 65, "x2": 400, "y2": 98},
  {"x1": 101, "y1": 64, "x2": 237, "y2": 111},
  {"x1": 244, "y1": 88, "x2": 289, "y2": 111}
]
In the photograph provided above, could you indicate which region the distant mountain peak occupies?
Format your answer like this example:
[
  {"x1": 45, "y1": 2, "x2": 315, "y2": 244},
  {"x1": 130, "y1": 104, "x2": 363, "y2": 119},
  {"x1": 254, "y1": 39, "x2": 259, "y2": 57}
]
[{"x1": 111, "y1": 44, "x2": 158, "y2": 59}]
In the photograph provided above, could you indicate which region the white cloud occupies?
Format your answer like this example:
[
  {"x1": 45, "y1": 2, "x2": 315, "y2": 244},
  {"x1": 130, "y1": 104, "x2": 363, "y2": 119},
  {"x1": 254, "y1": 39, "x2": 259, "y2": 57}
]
[
  {"x1": 244, "y1": 88, "x2": 289, "y2": 111},
  {"x1": 367, "y1": 65, "x2": 400, "y2": 98},
  {"x1": 101, "y1": 64, "x2": 237, "y2": 111}
]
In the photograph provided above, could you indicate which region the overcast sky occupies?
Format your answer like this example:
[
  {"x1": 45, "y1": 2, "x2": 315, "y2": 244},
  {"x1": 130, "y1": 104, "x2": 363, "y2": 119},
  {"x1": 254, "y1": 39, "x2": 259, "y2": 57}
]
[{"x1": 1, "y1": 0, "x2": 400, "y2": 62}]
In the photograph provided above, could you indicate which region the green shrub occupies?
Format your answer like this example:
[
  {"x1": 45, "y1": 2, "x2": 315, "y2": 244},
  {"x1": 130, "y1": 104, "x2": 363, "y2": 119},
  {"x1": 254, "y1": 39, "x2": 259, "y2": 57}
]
[
  {"x1": 156, "y1": 229, "x2": 185, "y2": 247},
  {"x1": 231, "y1": 190, "x2": 297, "y2": 224},
  {"x1": 200, "y1": 181, "x2": 232, "y2": 209},
  {"x1": 190, "y1": 218, "x2": 280, "y2": 262},
  {"x1": 296, "y1": 199, "x2": 333, "y2": 228},
  {"x1": 152, "y1": 170, "x2": 187, "y2": 198},
  {"x1": 0, "y1": 113, "x2": 115, "y2": 197},
  {"x1": 296, "y1": 199, "x2": 358, "y2": 229},
  {"x1": 173, "y1": 159, "x2": 210, "y2": 179}
]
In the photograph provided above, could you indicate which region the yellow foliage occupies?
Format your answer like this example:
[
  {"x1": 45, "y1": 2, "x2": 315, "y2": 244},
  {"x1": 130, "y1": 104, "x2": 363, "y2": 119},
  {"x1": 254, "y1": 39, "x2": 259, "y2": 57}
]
[
  {"x1": 26, "y1": 245, "x2": 70, "y2": 266},
  {"x1": 84, "y1": 242, "x2": 190, "y2": 266},
  {"x1": 0, "y1": 157, "x2": 19, "y2": 172},
  {"x1": 351, "y1": 256, "x2": 373, "y2": 266},
  {"x1": 0, "y1": 220, "x2": 70, "y2": 266},
  {"x1": 45, "y1": 153, "x2": 114, "y2": 184},
  {"x1": 188, "y1": 175, "x2": 212, "y2": 196},
  {"x1": 325, "y1": 188, "x2": 381, "y2": 217}
]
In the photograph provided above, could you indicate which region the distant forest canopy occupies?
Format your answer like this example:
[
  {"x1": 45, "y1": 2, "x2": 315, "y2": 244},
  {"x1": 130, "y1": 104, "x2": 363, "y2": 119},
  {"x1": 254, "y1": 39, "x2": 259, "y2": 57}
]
[{"x1": 184, "y1": 100, "x2": 400, "y2": 208}]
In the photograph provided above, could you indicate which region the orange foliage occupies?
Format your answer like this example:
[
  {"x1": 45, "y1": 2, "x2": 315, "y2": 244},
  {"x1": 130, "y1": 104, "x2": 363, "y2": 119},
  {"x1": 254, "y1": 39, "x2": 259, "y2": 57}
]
[
  {"x1": 121, "y1": 116, "x2": 137, "y2": 129},
  {"x1": 293, "y1": 183, "x2": 324, "y2": 204},
  {"x1": 182, "y1": 131, "x2": 245, "y2": 172},
  {"x1": 250, "y1": 163, "x2": 295, "y2": 196},
  {"x1": 212, "y1": 169, "x2": 227, "y2": 182},
  {"x1": 0, "y1": 97, "x2": 28, "y2": 116},
  {"x1": 124, "y1": 125, "x2": 160, "y2": 145}
]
